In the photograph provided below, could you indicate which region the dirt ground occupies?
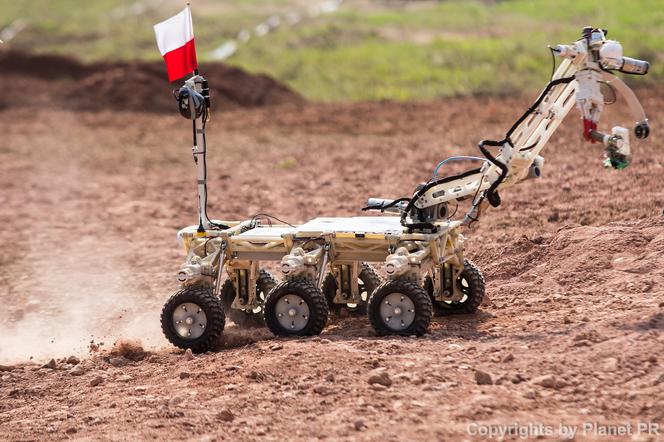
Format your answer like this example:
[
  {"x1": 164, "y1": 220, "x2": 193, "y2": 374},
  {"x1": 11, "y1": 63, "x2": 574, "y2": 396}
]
[{"x1": 0, "y1": 72, "x2": 663, "y2": 440}]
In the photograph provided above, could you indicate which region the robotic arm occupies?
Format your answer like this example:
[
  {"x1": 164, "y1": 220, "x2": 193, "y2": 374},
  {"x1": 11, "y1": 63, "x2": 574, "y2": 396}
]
[{"x1": 366, "y1": 27, "x2": 650, "y2": 230}]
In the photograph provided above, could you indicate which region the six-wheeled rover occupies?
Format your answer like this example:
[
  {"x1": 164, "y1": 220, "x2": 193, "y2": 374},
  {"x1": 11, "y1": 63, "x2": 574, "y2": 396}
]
[{"x1": 161, "y1": 27, "x2": 650, "y2": 352}]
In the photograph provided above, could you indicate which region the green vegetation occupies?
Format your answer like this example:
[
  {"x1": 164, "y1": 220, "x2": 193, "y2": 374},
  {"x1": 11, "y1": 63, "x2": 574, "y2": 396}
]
[{"x1": 1, "y1": 0, "x2": 662, "y2": 100}]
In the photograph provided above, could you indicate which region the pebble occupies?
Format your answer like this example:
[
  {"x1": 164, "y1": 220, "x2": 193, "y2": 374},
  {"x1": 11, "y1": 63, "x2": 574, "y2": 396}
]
[
  {"x1": 319, "y1": 338, "x2": 332, "y2": 344},
  {"x1": 531, "y1": 374, "x2": 567, "y2": 390},
  {"x1": 354, "y1": 420, "x2": 366, "y2": 431},
  {"x1": 179, "y1": 372, "x2": 191, "y2": 379},
  {"x1": 217, "y1": 409, "x2": 234, "y2": 422},
  {"x1": 270, "y1": 343, "x2": 283, "y2": 351},
  {"x1": 66, "y1": 356, "x2": 80, "y2": 365},
  {"x1": 183, "y1": 349, "x2": 194, "y2": 361},
  {"x1": 135, "y1": 386, "x2": 147, "y2": 393},
  {"x1": 325, "y1": 373, "x2": 335, "y2": 382},
  {"x1": 89, "y1": 375, "x2": 103, "y2": 387},
  {"x1": 448, "y1": 344, "x2": 463, "y2": 351},
  {"x1": 42, "y1": 359, "x2": 57, "y2": 370},
  {"x1": 108, "y1": 357, "x2": 127, "y2": 367},
  {"x1": 313, "y1": 385, "x2": 333, "y2": 396},
  {"x1": 474, "y1": 370, "x2": 493, "y2": 386},
  {"x1": 367, "y1": 369, "x2": 392, "y2": 387},
  {"x1": 502, "y1": 353, "x2": 514, "y2": 363},
  {"x1": 0, "y1": 365, "x2": 14, "y2": 372},
  {"x1": 69, "y1": 365, "x2": 86, "y2": 376},
  {"x1": 117, "y1": 374, "x2": 133, "y2": 382},
  {"x1": 511, "y1": 374, "x2": 526, "y2": 384}
]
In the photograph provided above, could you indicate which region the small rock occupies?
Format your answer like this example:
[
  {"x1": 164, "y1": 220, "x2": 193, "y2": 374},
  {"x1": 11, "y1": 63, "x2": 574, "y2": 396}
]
[
  {"x1": 0, "y1": 365, "x2": 14, "y2": 372},
  {"x1": 135, "y1": 386, "x2": 147, "y2": 393},
  {"x1": 179, "y1": 372, "x2": 190, "y2": 379},
  {"x1": 523, "y1": 390, "x2": 538, "y2": 400},
  {"x1": 325, "y1": 373, "x2": 335, "y2": 382},
  {"x1": 659, "y1": 301, "x2": 664, "y2": 308},
  {"x1": 563, "y1": 316, "x2": 572, "y2": 324},
  {"x1": 367, "y1": 369, "x2": 392, "y2": 388},
  {"x1": 217, "y1": 409, "x2": 234, "y2": 422},
  {"x1": 183, "y1": 349, "x2": 194, "y2": 361},
  {"x1": 319, "y1": 338, "x2": 332, "y2": 344},
  {"x1": 269, "y1": 343, "x2": 283, "y2": 351},
  {"x1": 654, "y1": 374, "x2": 664, "y2": 386},
  {"x1": 602, "y1": 357, "x2": 619, "y2": 371},
  {"x1": 247, "y1": 371, "x2": 266, "y2": 381},
  {"x1": 448, "y1": 344, "x2": 463, "y2": 351},
  {"x1": 511, "y1": 374, "x2": 526, "y2": 384},
  {"x1": 354, "y1": 420, "x2": 366, "y2": 431},
  {"x1": 108, "y1": 357, "x2": 127, "y2": 367},
  {"x1": 89, "y1": 376, "x2": 103, "y2": 387},
  {"x1": 117, "y1": 374, "x2": 133, "y2": 382},
  {"x1": 69, "y1": 365, "x2": 86, "y2": 376},
  {"x1": 474, "y1": 370, "x2": 493, "y2": 386},
  {"x1": 313, "y1": 385, "x2": 332, "y2": 396},
  {"x1": 66, "y1": 356, "x2": 80, "y2": 365},
  {"x1": 42, "y1": 359, "x2": 57, "y2": 370},
  {"x1": 65, "y1": 427, "x2": 77, "y2": 435},
  {"x1": 169, "y1": 395, "x2": 185, "y2": 406},
  {"x1": 502, "y1": 353, "x2": 514, "y2": 363},
  {"x1": 370, "y1": 383, "x2": 388, "y2": 391},
  {"x1": 531, "y1": 374, "x2": 567, "y2": 390}
]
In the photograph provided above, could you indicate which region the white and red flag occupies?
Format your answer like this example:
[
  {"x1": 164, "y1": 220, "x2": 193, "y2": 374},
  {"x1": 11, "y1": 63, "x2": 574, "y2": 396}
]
[{"x1": 154, "y1": 6, "x2": 198, "y2": 82}]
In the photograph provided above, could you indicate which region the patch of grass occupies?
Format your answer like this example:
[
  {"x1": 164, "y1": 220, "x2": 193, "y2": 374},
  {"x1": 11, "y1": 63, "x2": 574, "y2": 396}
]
[{"x1": 2, "y1": 0, "x2": 662, "y2": 100}]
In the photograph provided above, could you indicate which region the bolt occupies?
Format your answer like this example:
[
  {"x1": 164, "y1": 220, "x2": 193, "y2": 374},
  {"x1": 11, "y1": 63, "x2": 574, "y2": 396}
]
[{"x1": 288, "y1": 308, "x2": 297, "y2": 317}]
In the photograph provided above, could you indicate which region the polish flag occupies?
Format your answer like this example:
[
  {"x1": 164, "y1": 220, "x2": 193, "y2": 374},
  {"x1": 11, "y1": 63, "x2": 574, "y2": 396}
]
[{"x1": 154, "y1": 7, "x2": 198, "y2": 82}]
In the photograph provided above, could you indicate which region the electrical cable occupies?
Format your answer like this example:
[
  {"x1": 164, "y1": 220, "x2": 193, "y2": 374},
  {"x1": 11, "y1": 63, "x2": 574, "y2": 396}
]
[
  {"x1": 250, "y1": 213, "x2": 296, "y2": 228},
  {"x1": 431, "y1": 156, "x2": 488, "y2": 178},
  {"x1": 199, "y1": 108, "x2": 230, "y2": 230},
  {"x1": 548, "y1": 46, "x2": 557, "y2": 81}
]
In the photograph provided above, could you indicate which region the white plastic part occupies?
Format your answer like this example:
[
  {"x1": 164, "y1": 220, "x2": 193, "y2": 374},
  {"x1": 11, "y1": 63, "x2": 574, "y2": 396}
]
[
  {"x1": 599, "y1": 40, "x2": 623, "y2": 70},
  {"x1": 575, "y1": 69, "x2": 604, "y2": 122},
  {"x1": 612, "y1": 126, "x2": 630, "y2": 157}
]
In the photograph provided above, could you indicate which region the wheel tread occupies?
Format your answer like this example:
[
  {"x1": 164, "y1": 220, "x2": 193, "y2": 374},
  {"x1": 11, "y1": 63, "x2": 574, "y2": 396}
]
[
  {"x1": 160, "y1": 286, "x2": 225, "y2": 353},
  {"x1": 367, "y1": 278, "x2": 432, "y2": 336},
  {"x1": 264, "y1": 278, "x2": 328, "y2": 336}
]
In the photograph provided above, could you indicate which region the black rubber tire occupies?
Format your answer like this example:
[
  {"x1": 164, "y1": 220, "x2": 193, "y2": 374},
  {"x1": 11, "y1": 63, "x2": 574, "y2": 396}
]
[
  {"x1": 264, "y1": 278, "x2": 329, "y2": 336},
  {"x1": 160, "y1": 286, "x2": 225, "y2": 353},
  {"x1": 322, "y1": 263, "x2": 382, "y2": 315},
  {"x1": 426, "y1": 259, "x2": 485, "y2": 316},
  {"x1": 221, "y1": 269, "x2": 277, "y2": 328},
  {"x1": 367, "y1": 278, "x2": 432, "y2": 336}
]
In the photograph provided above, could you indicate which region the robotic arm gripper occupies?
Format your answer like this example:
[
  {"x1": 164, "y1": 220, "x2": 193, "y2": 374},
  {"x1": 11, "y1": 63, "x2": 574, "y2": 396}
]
[{"x1": 366, "y1": 27, "x2": 650, "y2": 231}]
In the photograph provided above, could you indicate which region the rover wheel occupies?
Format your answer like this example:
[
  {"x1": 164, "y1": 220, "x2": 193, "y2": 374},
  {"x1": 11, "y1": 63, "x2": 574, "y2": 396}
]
[
  {"x1": 264, "y1": 278, "x2": 329, "y2": 336},
  {"x1": 367, "y1": 278, "x2": 432, "y2": 336},
  {"x1": 221, "y1": 269, "x2": 277, "y2": 328},
  {"x1": 426, "y1": 259, "x2": 485, "y2": 315},
  {"x1": 161, "y1": 286, "x2": 225, "y2": 353},
  {"x1": 322, "y1": 263, "x2": 381, "y2": 315}
]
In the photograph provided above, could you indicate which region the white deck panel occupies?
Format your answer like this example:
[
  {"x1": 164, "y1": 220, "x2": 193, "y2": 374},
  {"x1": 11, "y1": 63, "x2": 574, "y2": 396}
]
[
  {"x1": 294, "y1": 217, "x2": 405, "y2": 236},
  {"x1": 235, "y1": 227, "x2": 295, "y2": 239}
]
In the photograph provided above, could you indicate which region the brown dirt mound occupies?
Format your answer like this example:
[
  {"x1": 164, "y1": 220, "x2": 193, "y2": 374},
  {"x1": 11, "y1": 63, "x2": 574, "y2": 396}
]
[
  {"x1": 0, "y1": 50, "x2": 303, "y2": 112},
  {"x1": 108, "y1": 340, "x2": 147, "y2": 362}
]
